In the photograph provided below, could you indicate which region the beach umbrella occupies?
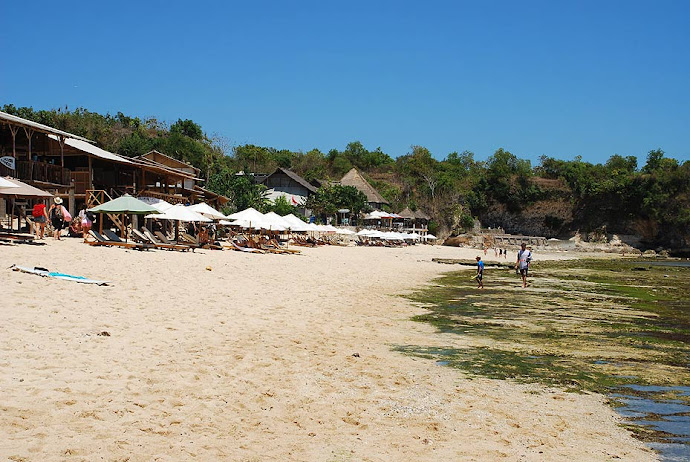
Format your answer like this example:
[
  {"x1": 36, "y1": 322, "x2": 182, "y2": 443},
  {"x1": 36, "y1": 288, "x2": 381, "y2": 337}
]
[
  {"x1": 0, "y1": 177, "x2": 53, "y2": 198},
  {"x1": 263, "y1": 212, "x2": 292, "y2": 229},
  {"x1": 89, "y1": 194, "x2": 160, "y2": 214},
  {"x1": 424, "y1": 233, "x2": 437, "y2": 240},
  {"x1": 0, "y1": 177, "x2": 20, "y2": 189},
  {"x1": 188, "y1": 202, "x2": 226, "y2": 220},
  {"x1": 0, "y1": 177, "x2": 53, "y2": 233},
  {"x1": 145, "y1": 204, "x2": 210, "y2": 243},
  {"x1": 145, "y1": 204, "x2": 210, "y2": 222},
  {"x1": 336, "y1": 228, "x2": 355, "y2": 235},
  {"x1": 88, "y1": 194, "x2": 160, "y2": 240},
  {"x1": 227, "y1": 207, "x2": 265, "y2": 221},
  {"x1": 281, "y1": 214, "x2": 310, "y2": 232},
  {"x1": 137, "y1": 197, "x2": 174, "y2": 212}
]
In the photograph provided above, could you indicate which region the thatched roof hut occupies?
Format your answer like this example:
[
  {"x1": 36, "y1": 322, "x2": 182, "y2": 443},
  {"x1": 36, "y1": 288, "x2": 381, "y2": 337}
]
[{"x1": 339, "y1": 168, "x2": 389, "y2": 209}]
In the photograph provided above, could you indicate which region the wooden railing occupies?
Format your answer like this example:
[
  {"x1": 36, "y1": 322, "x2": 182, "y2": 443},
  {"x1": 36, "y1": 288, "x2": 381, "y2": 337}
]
[
  {"x1": 0, "y1": 160, "x2": 70, "y2": 185},
  {"x1": 87, "y1": 189, "x2": 125, "y2": 234}
]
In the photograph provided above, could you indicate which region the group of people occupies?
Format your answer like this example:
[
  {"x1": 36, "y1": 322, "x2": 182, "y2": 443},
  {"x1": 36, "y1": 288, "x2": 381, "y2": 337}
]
[
  {"x1": 475, "y1": 243, "x2": 532, "y2": 289},
  {"x1": 31, "y1": 198, "x2": 94, "y2": 242}
]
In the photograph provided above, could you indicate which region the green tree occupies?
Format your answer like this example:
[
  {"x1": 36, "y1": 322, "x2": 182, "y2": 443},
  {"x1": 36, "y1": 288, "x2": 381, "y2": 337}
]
[
  {"x1": 170, "y1": 119, "x2": 203, "y2": 140},
  {"x1": 207, "y1": 169, "x2": 267, "y2": 212}
]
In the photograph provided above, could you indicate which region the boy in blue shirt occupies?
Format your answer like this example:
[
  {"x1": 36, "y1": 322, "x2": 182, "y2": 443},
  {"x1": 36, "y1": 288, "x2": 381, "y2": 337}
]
[{"x1": 475, "y1": 256, "x2": 484, "y2": 289}]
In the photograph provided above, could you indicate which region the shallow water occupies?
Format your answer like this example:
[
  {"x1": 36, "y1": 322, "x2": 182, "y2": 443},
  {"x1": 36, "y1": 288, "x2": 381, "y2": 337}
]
[{"x1": 401, "y1": 258, "x2": 690, "y2": 460}]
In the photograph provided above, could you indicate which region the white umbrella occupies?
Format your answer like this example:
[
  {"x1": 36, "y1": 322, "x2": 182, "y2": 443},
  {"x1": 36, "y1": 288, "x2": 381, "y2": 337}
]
[
  {"x1": 137, "y1": 197, "x2": 174, "y2": 212},
  {"x1": 336, "y1": 228, "x2": 355, "y2": 235},
  {"x1": 424, "y1": 233, "x2": 437, "y2": 240},
  {"x1": 227, "y1": 207, "x2": 264, "y2": 221},
  {"x1": 281, "y1": 214, "x2": 310, "y2": 232},
  {"x1": 189, "y1": 202, "x2": 226, "y2": 220},
  {"x1": 146, "y1": 204, "x2": 211, "y2": 222},
  {"x1": 0, "y1": 177, "x2": 19, "y2": 188},
  {"x1": 263, "y1": 212, "x2": 292, "y2": 228}
]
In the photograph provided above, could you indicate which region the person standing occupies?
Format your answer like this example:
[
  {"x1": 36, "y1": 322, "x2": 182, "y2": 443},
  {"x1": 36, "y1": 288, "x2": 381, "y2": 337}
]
[
  {"x1": 475, "y1": 256, "x2": 484, "y2": 289},
  {"x1": 78, "y1": 205, "x2": 93, "y2": 242},
  {"x1": 515, "y1": 243, "x2": 532, "y2": 288},
  {"x1": 48, "y1": 197, "x2": 64, "y2": 240},
  {"x1": 31, "y1": 200, "x2": 48, "y2": 239}
]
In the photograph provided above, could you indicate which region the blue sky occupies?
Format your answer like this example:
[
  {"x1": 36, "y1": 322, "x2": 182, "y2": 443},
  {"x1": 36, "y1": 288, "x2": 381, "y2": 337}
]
[{"x1": 1, "y1": 0, "x2": 689, "y2": 165}]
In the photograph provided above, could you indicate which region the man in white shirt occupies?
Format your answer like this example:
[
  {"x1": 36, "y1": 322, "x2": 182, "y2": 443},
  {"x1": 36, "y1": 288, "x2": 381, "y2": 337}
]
[{"x1": 515, "y1": 243, "x2": 532, "y2": 288}]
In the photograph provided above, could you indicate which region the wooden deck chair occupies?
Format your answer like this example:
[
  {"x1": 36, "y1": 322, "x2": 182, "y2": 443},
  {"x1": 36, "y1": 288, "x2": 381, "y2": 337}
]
[
  {"x1": 132, "y1": 229, "x2": 191, "y2": 252},
  {"x1": 225, "y1": 239, "x2": 264, "y2": 253},
  {"x1": 88, "y1": 230, "x2": 151, "y2": 250}
]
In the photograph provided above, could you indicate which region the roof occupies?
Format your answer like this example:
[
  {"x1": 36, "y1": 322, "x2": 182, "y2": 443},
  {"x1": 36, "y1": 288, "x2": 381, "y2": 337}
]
[
  {"x1": 339, "y1": 168, "x2": 389, "y2": 205},
  {"x1": 1, "y1": 111, "x2": 93, "y2": 143},
  {"x1": 263, "y1": 167, "x2": 317, "y2": 194},
  {"x1": 398, "y1": 207, "x2": 416, "y2": 219},
  {"x1": 137, "y1": 150, "x2": 200, "y2": 174},
  {"x1": 49, "y1": 135, "x2": 197, "y2": 180},
  {"x1": 414, "y1": 209, "x2": 431, "y2": 220},
  {"x1": 399, "y1": 207, "x2": 430, "y2": 220},
  {"x1": 48, "y1": 135, "x2": 134, "y2": 165}
]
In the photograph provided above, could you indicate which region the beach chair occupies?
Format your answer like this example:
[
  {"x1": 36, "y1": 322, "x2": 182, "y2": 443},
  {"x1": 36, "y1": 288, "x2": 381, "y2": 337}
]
[
  {"x1": 225, "y1": 239, "x2": 264, "y2": 253},
  {"x1": 132, "y1": 229, "x2": 191, "y2": 252},
  {"x1": 142, "y1": 227, "x2": 194, "y2": 251},
  {"x1": 88, "y1": 230, "x2": 151, "y2": 250}
]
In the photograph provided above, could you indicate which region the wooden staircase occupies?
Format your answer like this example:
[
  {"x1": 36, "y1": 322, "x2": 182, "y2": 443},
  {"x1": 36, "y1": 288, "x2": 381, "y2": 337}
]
[{"x1": 87, "y1": 189, "x2": 125, "y2": 234}]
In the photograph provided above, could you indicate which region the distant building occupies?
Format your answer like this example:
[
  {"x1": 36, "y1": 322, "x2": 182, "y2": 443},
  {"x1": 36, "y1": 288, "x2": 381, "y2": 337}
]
[
  {"x1": 261, "y1": 167, "x2": 317, "y2": 215},
  {"x1": 398, "y1": 207, "x2": 431, "y2": 235},
  {"x1": 339, "y1": 168, "x2": 389, "y2": 210}
]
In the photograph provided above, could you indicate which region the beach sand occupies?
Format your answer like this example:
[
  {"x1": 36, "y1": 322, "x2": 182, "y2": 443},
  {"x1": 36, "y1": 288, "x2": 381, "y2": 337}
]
[{"x1": 0, "y1": 239, "x2": 655, "y2": 461}]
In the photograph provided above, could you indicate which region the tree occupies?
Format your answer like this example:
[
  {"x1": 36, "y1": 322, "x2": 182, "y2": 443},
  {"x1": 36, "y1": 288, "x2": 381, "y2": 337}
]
[
  {"x1": 207, "y1": 169, "x2": 267, "y2": 212},
  {"x1": 306, "y1": 184, "x2": 368, "y2": 219},
  {"x1": 170, "y1": 119, "x2": 203, "y2": 140},
  {"x1": 269, "y1": 195, "x2": 297, "y2": 216}
]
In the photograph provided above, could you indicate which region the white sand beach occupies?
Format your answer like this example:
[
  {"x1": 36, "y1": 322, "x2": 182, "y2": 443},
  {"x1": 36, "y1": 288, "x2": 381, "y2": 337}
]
[{"x1": 0, "y1": 240, "x2": 655, "y2": 461}]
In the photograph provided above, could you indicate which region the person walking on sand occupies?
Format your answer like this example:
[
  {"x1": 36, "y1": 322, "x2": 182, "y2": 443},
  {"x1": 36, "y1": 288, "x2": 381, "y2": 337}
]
[
  {"x1": 31, "y1": 200, "x2": 48, "y2": 239},
  {"x1": 475, "y1": 256, "x2": 484, "y2": 289},
  {"x1": 78, "y1": 205, "x2": 93, "y2": 242},
  {"x1": 48, "y1": 197, "x2": 64, "y2": 240},
  {"x1": 515, "y1": 243, "x2": 532, "y2": 288}
]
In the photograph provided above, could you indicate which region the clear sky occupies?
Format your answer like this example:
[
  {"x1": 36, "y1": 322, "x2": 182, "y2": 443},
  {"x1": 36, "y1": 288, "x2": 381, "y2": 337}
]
[{"x1": 1, "y1": 0, "x2": 689, "y2": 165}]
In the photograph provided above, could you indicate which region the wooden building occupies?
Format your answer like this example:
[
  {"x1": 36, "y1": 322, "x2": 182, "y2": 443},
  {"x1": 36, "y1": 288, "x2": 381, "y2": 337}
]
[{"x1": 1, "y1": 111, "x2": 227, "y2": 232}]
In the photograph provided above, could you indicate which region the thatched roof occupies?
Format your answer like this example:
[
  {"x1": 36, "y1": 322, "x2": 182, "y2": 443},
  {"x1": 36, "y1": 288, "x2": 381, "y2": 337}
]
[
  {"x1": 414, "y1": 209, "x2": 430, "y2": 220},
  {"x1": 398, "y1": 207, "x2": 430, "y2": 221},
  {"x1": 398, "y1": 207, "x2": 416, "y2": 219},
  {"x1": 339, "y1": 168, "x2": 389, "y2": 205}
]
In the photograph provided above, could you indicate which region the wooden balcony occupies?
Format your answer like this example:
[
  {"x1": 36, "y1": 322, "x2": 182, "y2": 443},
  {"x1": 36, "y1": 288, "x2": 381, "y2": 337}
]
[{"x1": 0, "y1": 159, "x2": 71, "y2": 186}]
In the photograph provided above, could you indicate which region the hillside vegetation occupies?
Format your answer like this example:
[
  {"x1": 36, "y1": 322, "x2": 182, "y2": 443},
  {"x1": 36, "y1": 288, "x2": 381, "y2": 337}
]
[{"x1": 4, "y1": 104, "x2": 689, "y2": 251}]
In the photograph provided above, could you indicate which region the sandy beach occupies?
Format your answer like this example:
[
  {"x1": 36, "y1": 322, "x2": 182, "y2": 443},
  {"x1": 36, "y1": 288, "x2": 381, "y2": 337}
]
[{"x1": 0, "y1": 240, "x2": 656, "y2": 461}]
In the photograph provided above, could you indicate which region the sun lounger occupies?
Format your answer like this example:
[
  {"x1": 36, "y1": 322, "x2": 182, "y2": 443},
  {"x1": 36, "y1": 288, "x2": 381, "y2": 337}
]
[
  {"x1": 132, "y1": 229, "x2": 192, "y2": 252},
  {"x1": 88, "y1": 230, "x2": 151, "y2": 250},
  {"x1": 224, "y1": 240, "x2": 264, "y2": 253},
  {"x1": 0, "y1": 232, "x2": 44, "y2": 245}
]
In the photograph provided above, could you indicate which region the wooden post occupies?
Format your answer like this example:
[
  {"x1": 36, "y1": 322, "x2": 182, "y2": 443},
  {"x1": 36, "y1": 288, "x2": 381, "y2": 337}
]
[
  {"x1": 69, "y1": 181, "x2": 75, "y2": 218},
  {"x1": 9, "y1": 126, "x2": 18, "y2": 159},
  {"x1": 99, "y1": 213, "x2": 103, "y2": 234},
  {"x1": 58, "y1": 135, "x2": 65, "y2": 167},
  {"x1": 22, "y1": 127, "x2": 34, "y2": 160},
  {"x1": 88, "y1": 155, "x2": 93, "y2": 189}
]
